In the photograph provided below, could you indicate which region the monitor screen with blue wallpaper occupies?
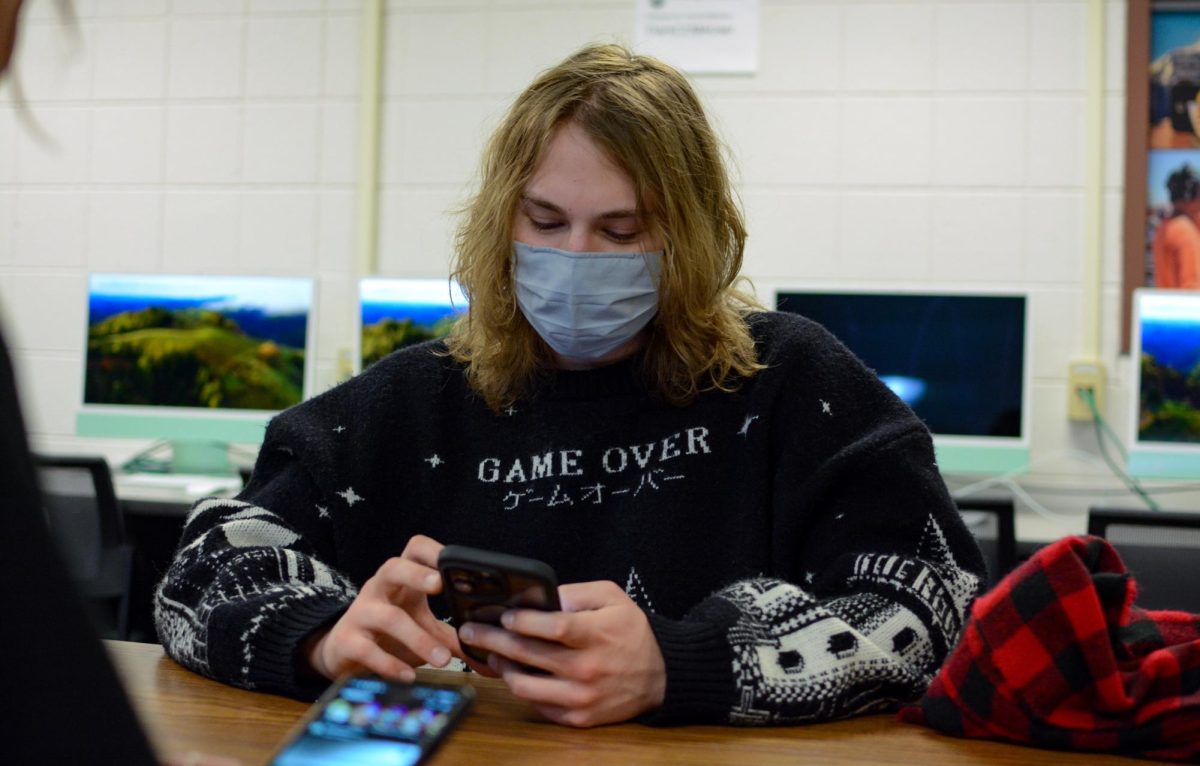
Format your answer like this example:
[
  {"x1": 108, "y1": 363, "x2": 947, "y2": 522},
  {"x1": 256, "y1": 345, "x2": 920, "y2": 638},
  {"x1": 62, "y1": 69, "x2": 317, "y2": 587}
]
[
  {"x1": 776, "y1": 290, "x2": 1030, "y2": 475},
  {"x1": 359, "y1": 278, "x2": 467, "y2": 371},
  {"x1": 76, "y1": 273, "x2": 315, "y2": 473},
  {"x1": 1131, "y1": 289, "x2": 1200, "y2": 479}
]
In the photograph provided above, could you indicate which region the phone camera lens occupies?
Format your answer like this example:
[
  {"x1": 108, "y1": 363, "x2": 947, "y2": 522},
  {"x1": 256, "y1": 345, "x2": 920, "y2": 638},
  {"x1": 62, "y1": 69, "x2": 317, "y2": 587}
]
[{"x1": 449, "y1": 571, "x2": 474, "y2": 594}]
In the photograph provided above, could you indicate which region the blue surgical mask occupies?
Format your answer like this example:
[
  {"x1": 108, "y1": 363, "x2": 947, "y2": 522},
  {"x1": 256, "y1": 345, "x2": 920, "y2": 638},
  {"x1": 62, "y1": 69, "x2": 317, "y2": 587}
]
[{"x1": 513, "y1": 241, "x2": 663, "y2": 361}]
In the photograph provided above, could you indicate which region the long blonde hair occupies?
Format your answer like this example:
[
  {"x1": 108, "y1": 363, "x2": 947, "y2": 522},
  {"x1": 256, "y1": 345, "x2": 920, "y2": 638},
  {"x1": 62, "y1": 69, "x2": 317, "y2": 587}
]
[{"x1": 446, "y1": 42, "x2": 762, "y2": 411}]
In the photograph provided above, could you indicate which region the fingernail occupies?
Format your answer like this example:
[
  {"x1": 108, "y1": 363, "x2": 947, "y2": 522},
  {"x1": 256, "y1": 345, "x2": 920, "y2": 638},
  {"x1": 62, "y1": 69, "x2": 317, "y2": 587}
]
[
  {"x1": 459, "y1": 625, "x2": 474, "y2": 642},
  {"x1": 501, "y1": 611, "x2": 514, "y2": 628},
  {"x1": 487, "y1": 653, "x2": 499, "y2": 671},
  {"x1": 400, "y1": 668, "x2": 416, "y2": 683},
  {"x1": 431, "y1": 646, "x2": 451, "y2": 666},
  {"x1": 424, "y1": 572, "x2": 441, "y2": 588}
]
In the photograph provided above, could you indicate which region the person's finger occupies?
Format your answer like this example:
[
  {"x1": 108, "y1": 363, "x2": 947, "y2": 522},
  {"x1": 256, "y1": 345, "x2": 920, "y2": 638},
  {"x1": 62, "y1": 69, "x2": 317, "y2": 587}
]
[
  {"x1": 356, "y1": 600, "x2": 453, "y2": 667},
  {"x1": 491, "y1": 655, "x2": 595, "y2": 709},
  {"x1": 531, "y1": 702, "x2": 595, "y2": 729},
  {"x1": 400, "y1": 534, "x2": 444, "y2": 568},
  {"x1": 498, "y1": 607, "x2": 587, "y2": 649},
  {"x1": 360, "y1": 556, "x2": 443, "y2": 601},
  {"x1": 460, "y1": 621, "x2": 565, "y2": 674},
  {"x1": 556, "y1": 581, "x2": 625, "y2": 612},
  {"x1": 328, "y1": 631, "x2": 417, "y2": 682}
]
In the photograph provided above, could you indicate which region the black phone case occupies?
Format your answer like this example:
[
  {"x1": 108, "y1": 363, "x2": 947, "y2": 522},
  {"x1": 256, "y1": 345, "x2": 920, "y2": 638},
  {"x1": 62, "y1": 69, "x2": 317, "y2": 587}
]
[{"x1": 438, "y1": 545, "x2": 561, "y2": 664}]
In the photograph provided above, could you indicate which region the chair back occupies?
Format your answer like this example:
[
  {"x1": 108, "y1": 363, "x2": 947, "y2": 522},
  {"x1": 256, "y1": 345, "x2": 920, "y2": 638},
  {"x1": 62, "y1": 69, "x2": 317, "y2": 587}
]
[
  {"x1": 955, "y1": 496, "x2": 1017, "y2": 588},
  {"x1": 33, "y1": 455, "x2": 132, "y2": 638},
  {"x1": 1087, "y1": 507, "x2": 1200, "y2": 612}
]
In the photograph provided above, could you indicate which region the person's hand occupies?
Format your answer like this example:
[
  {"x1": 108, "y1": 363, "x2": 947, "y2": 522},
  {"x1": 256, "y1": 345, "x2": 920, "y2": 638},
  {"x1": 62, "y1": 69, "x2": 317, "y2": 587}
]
[
  {"x1": 458, "y1": 580, "x2": 666, "y2": 727},
  {"x1": 305, "y1": 535, "x2": 461, "y2": 682}
]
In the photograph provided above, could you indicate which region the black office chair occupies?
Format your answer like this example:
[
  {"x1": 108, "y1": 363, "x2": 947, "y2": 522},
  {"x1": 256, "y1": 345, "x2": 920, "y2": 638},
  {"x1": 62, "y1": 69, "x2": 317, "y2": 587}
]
[
  {"x1": 954, "y1": 496, "x2": 1017, "y2": 588},
  {"x1": 1087, "y1": 507, "x2": 1200, "y2": 613},
  {"x1": 34, "y1": 455, "x2": 134, "y2": 640}
]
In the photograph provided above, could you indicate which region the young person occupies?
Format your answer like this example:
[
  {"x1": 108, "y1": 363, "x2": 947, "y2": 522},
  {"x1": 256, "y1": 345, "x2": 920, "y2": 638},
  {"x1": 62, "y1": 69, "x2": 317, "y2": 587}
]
[
  {"x1": 1153, "y1": 164, "x2": 1200, "y2": 289},
  {"x1": 156, "y1": 42, "x2": 986, "y2": 728}
]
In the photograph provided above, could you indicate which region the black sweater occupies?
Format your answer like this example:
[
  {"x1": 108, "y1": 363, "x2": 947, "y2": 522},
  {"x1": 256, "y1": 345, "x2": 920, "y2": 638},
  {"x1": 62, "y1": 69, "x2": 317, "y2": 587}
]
[{"x1": 155, "y1": 311, "x2": 985, "y2": 724}]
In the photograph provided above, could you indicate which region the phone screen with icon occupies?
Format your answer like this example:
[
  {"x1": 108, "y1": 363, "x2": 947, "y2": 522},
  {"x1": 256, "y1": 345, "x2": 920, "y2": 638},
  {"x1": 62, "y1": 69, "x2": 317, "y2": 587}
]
[{"x1": 268, "y1": 674, "x2": 474, "y2": 766}]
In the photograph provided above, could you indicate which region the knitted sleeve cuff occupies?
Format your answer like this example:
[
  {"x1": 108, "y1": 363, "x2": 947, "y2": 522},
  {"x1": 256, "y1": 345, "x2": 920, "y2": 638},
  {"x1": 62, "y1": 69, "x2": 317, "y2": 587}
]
[
  {"x1": 212, "y1": 589, "x2": 351, "y2": 701},
  {"x1": 638, "y1": 608, "x2": 738, "y2": 726}
]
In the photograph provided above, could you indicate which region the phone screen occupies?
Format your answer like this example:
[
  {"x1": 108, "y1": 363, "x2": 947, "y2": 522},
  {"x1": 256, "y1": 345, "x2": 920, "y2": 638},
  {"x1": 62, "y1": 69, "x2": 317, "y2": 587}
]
[{"x1": 269, "y1": 676, "x2": 474, "y2": 766}]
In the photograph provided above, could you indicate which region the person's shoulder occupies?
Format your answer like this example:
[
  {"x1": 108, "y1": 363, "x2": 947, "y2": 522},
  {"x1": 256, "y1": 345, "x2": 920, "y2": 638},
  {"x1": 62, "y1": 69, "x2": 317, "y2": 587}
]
[
  {"x1": 272, "y1": 340, "x2": 462, "y2": 427},
  {"x1": 360, "y1": 339, "x2": 463, "y2": 384},
  {"x1": 747, "y1": 310, "x2": 849, "y2": 362}
]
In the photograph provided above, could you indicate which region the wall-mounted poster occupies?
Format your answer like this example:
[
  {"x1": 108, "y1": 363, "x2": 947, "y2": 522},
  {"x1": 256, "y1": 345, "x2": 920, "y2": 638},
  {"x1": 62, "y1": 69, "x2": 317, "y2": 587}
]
[
  {"x1": 1147, "y1": 9, "x2": 1200, "y2": 289},
  {"x1": 1123, "y1": 1, "x2": 1200, "y2": 352}
]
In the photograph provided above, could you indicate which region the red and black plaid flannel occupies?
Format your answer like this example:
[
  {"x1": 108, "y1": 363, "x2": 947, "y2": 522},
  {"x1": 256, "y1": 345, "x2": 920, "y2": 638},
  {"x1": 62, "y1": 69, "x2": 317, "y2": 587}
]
[{"x1": 899, "y1": 535, "x2": 1200, "y2": 762}]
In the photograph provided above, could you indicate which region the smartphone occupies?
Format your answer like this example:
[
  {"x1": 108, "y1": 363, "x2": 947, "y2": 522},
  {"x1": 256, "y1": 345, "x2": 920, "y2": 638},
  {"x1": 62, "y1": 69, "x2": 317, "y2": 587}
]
[
  {"x1": 438, "y1": 545, "x2": 561, "y2": 664},
  {"x1": 267, "y1": 674, "x2": 474, "y2": 766}
]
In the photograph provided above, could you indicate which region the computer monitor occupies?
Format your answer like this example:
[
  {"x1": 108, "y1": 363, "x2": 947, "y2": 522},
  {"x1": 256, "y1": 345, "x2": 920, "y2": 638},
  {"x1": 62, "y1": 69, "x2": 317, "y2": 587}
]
[
  {"x1": 76, "y1": 273, "x2": 316, "y2": 474},
  {"x1": 358, "y1": 278, "x2": 467, "y2": 372},
  {"x1": 775, "y1": 289, "x2": 1031, "y2": 475},
  {"x1": 1130, "y1": 288, "x2": 1200, "y2": 479}
]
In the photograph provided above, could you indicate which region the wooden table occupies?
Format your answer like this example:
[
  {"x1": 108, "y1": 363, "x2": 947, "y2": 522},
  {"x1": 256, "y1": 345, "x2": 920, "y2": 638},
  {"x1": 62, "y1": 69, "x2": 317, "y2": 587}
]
[{"x1": 106, "y1": 641, "x2": 1155, "y2": 765}]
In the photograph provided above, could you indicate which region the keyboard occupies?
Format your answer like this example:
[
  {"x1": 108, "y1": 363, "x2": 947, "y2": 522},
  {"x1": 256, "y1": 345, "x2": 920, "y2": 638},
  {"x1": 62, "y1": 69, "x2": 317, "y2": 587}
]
[{"x1": 115, "y1": 472, "x2": 243, "y2": 498}]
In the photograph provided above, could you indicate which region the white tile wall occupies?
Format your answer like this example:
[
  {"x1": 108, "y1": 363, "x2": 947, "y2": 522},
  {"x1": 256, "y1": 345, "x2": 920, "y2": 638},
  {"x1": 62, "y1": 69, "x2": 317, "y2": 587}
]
[
  {"x1": 838, "y1": 192, "x2": 932, "y2": 281},
  {"x1": 841, "y1": 98, "x2": 932, "y2": 186},
  {"x1": 712, "y1": 97, "x2": 841, "y2": 186},
  {"x1": 931, "y1": 98, "x2": 1027, "y2": 187},
  {"x1": 930, "y1": 193, "x2": 1024, "y2": 282},
  {"x1": 13, "y1": 23, "x2": 93, "y2": 101},
  {"x1": 377, "y1": 187, "x2": 460, "y2": 276},
  {"x1": 320, "y1": 102, "x2": 358, "y2": 184},
  {"x1": 245, "y1": 16, "x2": 324, "y2": 98},
  {"x1": 844, "y1": 4, "x2": 934, "y2": 91},
  {"x1": 237, "y1": 191, "x2": 319, "y2": 271},
  {"x1": 167, "y1": 18, "x2": 244, "y2": 99},
  {"x1": 0, "y1": 109, "x2": 15, "y2": 180},
  {"x1": 89, "y1": 106, "x2": 164, "y2": 183},
  {"x1": 86, "y1": 192, "x2": 163, "y2": 271},
  {"x1": 1025, "y1": 193, "x2": 1084, "y2": 284},
  {"x1": 934, "y1": 3, "x2": 1029, "y2": 92},
  {"x1": 7, "y1": 273, "x2": 87, "y2": 352},
  {"x1": 740, "y1": 191, "x2": 839, "y2": 280},
  {"x1": 323, "y1": 13, "x2": 361, "y2": 97},
  {"x1": 316, "y1": 189, "x2": 355, "y2": 272},
  {"x1": 1, "y1": 1, "x2": 1169, "y2": 516},
  {"x1": 385, "y1": 11, "x2": 487, "y2": 96},
  {"x1": 92, "y1": 20, "x2": 168, "y2": 100},
  {"x1": 165, "y1": 104, "x2": 241, "y2": 183},
  {"x1": 0, "y1": 192, "x2": 13, "y2": 265},
  {"x1": 242, "y1": 103, "x2": 320, "y2": 183},
  {"x1": 16, "y1": 108, "x2": 90, "y2": 183},
  {"x1": 1027, "y1": 97, "x2": 1086, "y2": 187},
  {"x1": 12, "y1": 355, "x2": 81, "y2": 436},
  {"x1": 1031, "y1": 2, "x2": 1087, "y2": 91},
  {"x1": 748, "y1": 4, "x2": 841, "y2": 93},
  {"x1": 13, "y1": 191, "x2": 88, "y2": 267},
  {"x1": 162, "y1": 191, "x2": 239, "y2": 271}
]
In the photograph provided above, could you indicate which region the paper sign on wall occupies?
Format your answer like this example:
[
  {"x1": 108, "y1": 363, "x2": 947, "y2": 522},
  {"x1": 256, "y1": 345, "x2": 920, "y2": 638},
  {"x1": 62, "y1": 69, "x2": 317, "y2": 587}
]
[{"x1": 634, "y1": 0, "x2": 760, "y2": 75}]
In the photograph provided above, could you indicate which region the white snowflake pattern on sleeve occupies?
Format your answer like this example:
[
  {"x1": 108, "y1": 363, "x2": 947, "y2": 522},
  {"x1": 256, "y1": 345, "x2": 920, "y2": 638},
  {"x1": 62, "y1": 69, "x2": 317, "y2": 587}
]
[{"x1": 719, "y1": 515, "x2": 979, "y2": 724}]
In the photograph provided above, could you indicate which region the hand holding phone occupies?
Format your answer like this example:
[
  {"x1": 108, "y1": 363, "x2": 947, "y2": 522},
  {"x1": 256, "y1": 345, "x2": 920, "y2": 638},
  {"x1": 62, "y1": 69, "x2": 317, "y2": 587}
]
[
  {"x1": 437, "y1": 545, "x2": 561, "y2": 665},
  {"x1": 267, "y1": 675, "x2": 474, "y2": 766}
]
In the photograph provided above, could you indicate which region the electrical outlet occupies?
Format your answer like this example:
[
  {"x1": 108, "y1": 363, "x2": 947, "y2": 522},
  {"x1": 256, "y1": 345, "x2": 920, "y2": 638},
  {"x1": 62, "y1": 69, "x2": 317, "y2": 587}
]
[{"x1": 1067, "y1": 360, "x2": 1105, "y2": 421}]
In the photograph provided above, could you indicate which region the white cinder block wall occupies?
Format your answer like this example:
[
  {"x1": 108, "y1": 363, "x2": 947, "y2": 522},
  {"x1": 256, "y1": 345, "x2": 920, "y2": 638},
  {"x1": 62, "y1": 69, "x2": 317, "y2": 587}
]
[{"x1": 2, "y1": 0, "x2": 1193, "y2": 525}]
